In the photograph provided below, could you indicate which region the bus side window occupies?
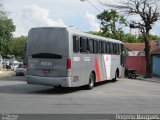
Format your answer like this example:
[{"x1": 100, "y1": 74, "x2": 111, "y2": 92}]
[
  {"x1": 119, "y1": 44, "x2": 121, "y2": 54},
  {"x1": 121, "y1": 44, "x2": 124, "y2": 52},
  {"x1": 107, "y1": 42, "x2": 110, "y2": 54},
  {"x1": 87, "y1": 39, "x2": 94, "y2": 53},
  {"x1": 99, "y1": 41, "x2": 102, "y2": 53},
  {"x1": 73, "y1": 36, "x2": 80, "y2": 53},
  {"x1": 117, "y1": 44, "x2": 120, "y2": 54},
  {"x1": 110, "y1": 43, "x2": 113, "y2": 54},
  {"x1": 93, "y1": 40, "x2": 98, "y2": 54},
  {"x1": 114, "y1": 43, "x2": 116, "y2": 54},
  {"x1": 106, "y1": 42, "x2": 109, "y2": 54},
  {"x1": 101, "y1": 41, "x2": 104, "y2": 53},
  {"x1": 102, "y1": 42, "x2": 106, "y2": 53},
  {"x1": 114, "y1": 43, "x2": 117, "y2": 54},
  {"x1": 80, "y1": 37, "x2": 87, "y2": 53},
  {"x1": 113, "y1": 43, "x2": 116, "y2": 54}
]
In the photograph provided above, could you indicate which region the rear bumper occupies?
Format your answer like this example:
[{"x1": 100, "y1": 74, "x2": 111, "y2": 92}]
[{"x1": 26, "y1": 75, "x2": 72, "y2": 87}]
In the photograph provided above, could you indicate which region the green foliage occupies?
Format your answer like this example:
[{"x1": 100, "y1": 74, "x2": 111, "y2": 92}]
[
  {"x1": 150, "y1": 34, "x2": 159, "y2": 40},
  {"x1": 0, "y1": 18, "x2": 15, "y2": 55},
  {"x1": 0, "y1": 4, "x2": 15, "y2": 55},
  {"x1": 10, "y1": 36, "x2": 27, "y2": 56},
  {"x1": 88, "y1": 32, "x2": 148, "y2": 43},
  {"x1": 97, "y1": 9, "x2": 127, "y2": 40},
  {"x1": 123, "y1": 33, "x2": 141, "y2": 43}
]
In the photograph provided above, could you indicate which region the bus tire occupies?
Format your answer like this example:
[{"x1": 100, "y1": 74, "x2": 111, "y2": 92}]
[
  {"x1": 86, "y1": 72, "x2": 95, "y2": 90},
  {"x1": 112, "y1": 72, "x2": 117, "y2": 82}
]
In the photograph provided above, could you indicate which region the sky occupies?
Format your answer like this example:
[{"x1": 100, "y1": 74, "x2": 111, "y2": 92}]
[{"x1": 1, "y1": 0, "x2": 160, "y2": 37}]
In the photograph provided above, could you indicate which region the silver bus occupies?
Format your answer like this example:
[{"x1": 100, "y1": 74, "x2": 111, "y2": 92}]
[{"x1": 26, "y1": 27, "x2": 125, "y2": 89}]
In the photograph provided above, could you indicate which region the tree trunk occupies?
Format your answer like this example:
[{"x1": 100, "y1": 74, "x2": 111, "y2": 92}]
[{"x1": 144, "y1": 32, "x2": 152, "y2": 78}]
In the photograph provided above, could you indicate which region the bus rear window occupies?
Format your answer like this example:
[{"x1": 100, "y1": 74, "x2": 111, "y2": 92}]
[{"x1": 32, "y1": 53, "x2": 62, "y2": 59}]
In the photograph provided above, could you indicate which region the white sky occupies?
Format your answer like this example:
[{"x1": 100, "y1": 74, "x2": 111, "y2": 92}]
[{"x1": 2, "y1": 0, "x2": 160, "y2": 37}]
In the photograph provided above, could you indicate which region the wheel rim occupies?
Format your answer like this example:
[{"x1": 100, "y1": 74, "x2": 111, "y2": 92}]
[
  {"x1": 132, "y1": 74, "x2": 136, "y2": 79},
  {"x1": 89, "y1": 74, "x2": 94, "y2": 88}
]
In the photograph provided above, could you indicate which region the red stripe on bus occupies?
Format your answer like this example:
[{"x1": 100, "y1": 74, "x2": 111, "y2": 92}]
[{"x1": 95, "y1": 57, "x2": 101, "y2": 82}]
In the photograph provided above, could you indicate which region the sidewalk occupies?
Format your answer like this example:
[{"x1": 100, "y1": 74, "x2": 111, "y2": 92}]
[
  {"x1": 136, "y1": 76, "x2": 160, "y2": 83},
  {"x1": 0, "y1": 70, "x2": 15, "y2": 78}
]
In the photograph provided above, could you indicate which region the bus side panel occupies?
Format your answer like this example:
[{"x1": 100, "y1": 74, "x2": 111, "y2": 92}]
[
  {"x1": 110, "y1": 55, "x2": 122, "y2": 79},
  {"x1": 103, "y1": 54, "x2": 112, "y2": 80},
  {"x1": 71, "y1": 53, "x2": 83, "y2": 87},
  {"x1": 96, "y1": 54, "x2": 106, "y2": 82},
  {"x1": 72, "y1": 54, "x2": 95, "y2": 87}
]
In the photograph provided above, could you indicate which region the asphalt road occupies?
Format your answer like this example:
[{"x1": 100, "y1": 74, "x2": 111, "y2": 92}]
[{"x1": 0, "y1": 76, "x2": 160, "y2": 114}]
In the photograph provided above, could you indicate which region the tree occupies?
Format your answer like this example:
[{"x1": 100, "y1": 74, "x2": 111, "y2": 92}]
[
  {"x1": 123, "y1": 33, "x2": 141, "y2": 43},
  {"x1": 0, "y1": 4, "x2": 15, "y2": 56},
  {"x1": 10, "y1": 36, "x2": 27, "y2": 57},
  {"x1": 97, "y1": 9, "x2": 127, "y2": 40},
  {"x1": 106, "y1": 0, "x2": 160, "y2": 77},
  {"x1": 88, "y1": 31, "x2": 142, "y2": 43},
  {"x1": 0, "y1": 18, "x2": 15, "y2": 55},
  {"x1": 0, "y1": 3, "x2": 6, "y2": 18}
]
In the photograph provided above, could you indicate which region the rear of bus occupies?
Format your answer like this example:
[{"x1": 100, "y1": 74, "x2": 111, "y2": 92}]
[{"x1": 26, "y1": 27, "x2": 72, "y2": 87}]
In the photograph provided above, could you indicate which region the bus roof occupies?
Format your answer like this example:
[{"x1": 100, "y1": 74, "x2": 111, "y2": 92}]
[{"x1": 29, "y1": 27, "x2": 123, "y2": 44}]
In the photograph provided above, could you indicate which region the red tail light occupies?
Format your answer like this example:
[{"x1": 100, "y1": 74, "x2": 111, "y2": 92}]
[{"x1": 67, "y1": 58, "x2": 71, "y2": 70}]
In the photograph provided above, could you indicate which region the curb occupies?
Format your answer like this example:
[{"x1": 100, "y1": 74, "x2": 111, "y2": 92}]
[{"x1": 136, "y1": 77, "x2": 160, "y2": 83}]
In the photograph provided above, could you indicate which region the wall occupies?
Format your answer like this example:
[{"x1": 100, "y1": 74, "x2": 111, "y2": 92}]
[
  {"x1": 152, "y1": 55, "x2": 160, "y2": 77},
  {"x1": 125, "y1": 56, "x2": 146, "y2": 75}
]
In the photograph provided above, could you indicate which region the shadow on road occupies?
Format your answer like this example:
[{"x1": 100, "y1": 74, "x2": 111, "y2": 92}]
[{"x1": 0, "y1": 80, "x2": 118, "y2": 95}]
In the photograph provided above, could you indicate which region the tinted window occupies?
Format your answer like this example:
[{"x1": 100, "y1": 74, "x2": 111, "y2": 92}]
[
  {"x1": 117, "y1": 44, "x2": 120, "y2": 54},
  {"x1": 119, "y1": 44, "x2": 121, "y2": 54},
  {"x1": 110, "y1": 43, "x2": 113, "y2": 54},
  {"x1": 121, "y1": 44, "x2": 124, "y2": 52},
  {"x1": 113, "y1": 43, "x2": 116, "y2": 54},
  {"x1": 99, "y1": 41, "x2": 102, "y2": 53},
  {"x1": 80, "y1": 37, "x2": 87, "y2": 53},
  {"x1": 73, "y1": 36, "x2": 80, "y2": 53},
  {"x1": 18, "y1": 64, "x2": 23, "y2": 68},
  {"x1": 93, "y1": 40, "x2": 99, "y2": 53},
  {"x1": 106, "y1": 43, "x2": 109, "y2": 54},
  {"x1": 87, "y1": 39, "x2": 94, "y2": 53},
  {"x1": 101, "y1": 42, "x2": 106, "y2": 53},
  {"x1": 108, "y1": 42, "x2": 111, "y2": 54}
]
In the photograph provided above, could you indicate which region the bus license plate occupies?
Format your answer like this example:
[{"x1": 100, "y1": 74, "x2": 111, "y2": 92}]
[{"x1": 42, "y1": 69, "x2": 50, "y2": 74}]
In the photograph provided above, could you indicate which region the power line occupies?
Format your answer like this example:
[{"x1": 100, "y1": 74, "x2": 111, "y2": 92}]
[{"x1": 81, "y1": 0, "x2": 101, "y2": 13}]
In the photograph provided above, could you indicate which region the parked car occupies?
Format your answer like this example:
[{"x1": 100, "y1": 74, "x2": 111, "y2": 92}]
[
  {"x1": 15, "y1": 63, "x2": 27, "y2": 76},
  {"x1": 11, "y1": 61, "x2": 20, "y2": 71}
]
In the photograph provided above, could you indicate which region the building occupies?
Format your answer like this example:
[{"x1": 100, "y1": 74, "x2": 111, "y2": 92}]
[
  {"x1": 151, "y1": 47, "x2": 160, "y2": 77},
  {"x1": 124, "y1": 41, "x2": 158, "y2": 76},
  {"x1": 124, "y1": 41, "x2": 157, "y2": 56}
]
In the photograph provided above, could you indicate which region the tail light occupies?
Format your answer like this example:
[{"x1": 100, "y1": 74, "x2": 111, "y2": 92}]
[{"x1": 67, "y1": 58, "x2": 71, "y2": 70}]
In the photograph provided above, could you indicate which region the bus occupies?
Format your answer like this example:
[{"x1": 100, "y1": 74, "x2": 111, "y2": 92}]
[{"x1": 26, "y1": 27, "x2": 125, "y2": 89}]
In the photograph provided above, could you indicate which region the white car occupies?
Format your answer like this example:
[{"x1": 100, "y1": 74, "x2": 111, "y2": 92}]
[
  {"x1": 11, "y1": 61, "x2": 20, "y2": 71},
  {"x1": 15, "y1": 63, "x2": 26, "y2": 76}
]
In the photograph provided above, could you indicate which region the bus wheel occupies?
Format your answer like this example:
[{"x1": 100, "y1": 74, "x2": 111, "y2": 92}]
[
  {"x1": 112, "y1": 72, "x2": 117, "y2": 82},
  {"x1": 86, "y1": 73, "x2": 95, "y2": 90}
]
